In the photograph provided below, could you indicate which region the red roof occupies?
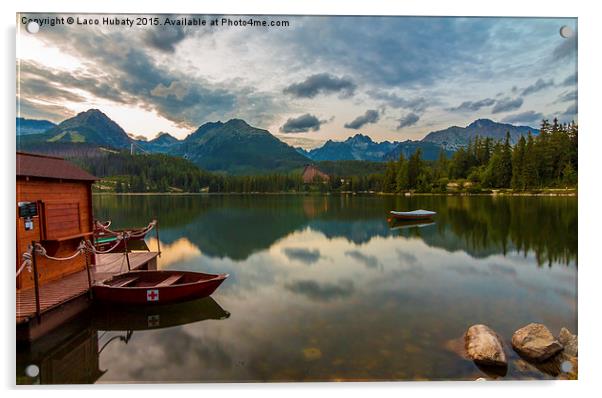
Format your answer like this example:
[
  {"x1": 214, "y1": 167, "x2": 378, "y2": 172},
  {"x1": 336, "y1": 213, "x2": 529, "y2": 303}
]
[{"x1": 16, "y1": 152, "x2": 97, "y2": 181}]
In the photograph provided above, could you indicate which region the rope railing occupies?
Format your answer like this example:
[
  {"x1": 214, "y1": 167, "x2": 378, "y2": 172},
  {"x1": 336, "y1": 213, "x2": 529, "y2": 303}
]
[
  {"x1": 94, "y1": 219, "x2": 156, "y2": 238},
  {"x1": 17, "y1": 218, "x2": 158, "y2": 279},
  {"x1": 17, "y1": 245, "x2": 33, "y2": 277}
]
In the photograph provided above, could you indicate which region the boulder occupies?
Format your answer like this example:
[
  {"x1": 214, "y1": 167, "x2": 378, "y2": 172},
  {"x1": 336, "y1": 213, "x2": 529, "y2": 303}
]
[
  {"x1": 511, "y1": 323, "x2": 563, "y2": 362},
  {"x1": 464, "y1": 324, "x2": 507, "y2": 367},
  {"x1": 557, "y1": 327, "x2": 578, "y2": 357}
]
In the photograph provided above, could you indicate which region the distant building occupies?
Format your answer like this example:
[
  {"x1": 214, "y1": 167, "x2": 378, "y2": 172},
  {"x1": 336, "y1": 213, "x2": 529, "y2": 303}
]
[{"x1": 302, "y1": 164, "x2": 330, "y2": 184}]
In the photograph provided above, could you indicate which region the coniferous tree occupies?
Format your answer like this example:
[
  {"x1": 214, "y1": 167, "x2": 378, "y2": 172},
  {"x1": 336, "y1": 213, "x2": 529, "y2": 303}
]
[
  {"x1": 499, "y1": 132, "x2": 513, "y2": 187},
  {"x1": 395, "y1": 154, "x2": 409, "y2": 192},
  {"x1": 511, "y1": 136, "x2": 526, "y2": 190},
  {"x1": 522, "y1": 133, "x2": 538, "y2": 189}
]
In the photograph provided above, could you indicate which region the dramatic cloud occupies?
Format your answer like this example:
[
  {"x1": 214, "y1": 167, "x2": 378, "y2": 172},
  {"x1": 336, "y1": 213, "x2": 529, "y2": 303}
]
[
  {"x1": 150, "y1": 81, "x2": 189, "y2": 100},
  {"x1": 280, "y1": 113, "x2": 324, "y2": 133},
  {"x1": 563, "y1": 103, "x2": 578, "y2": 117},
  {"x1": 17, "y1": 97, "x2": 75, "y2": 122},
  {"x1": 143, "y1": 26, "x2": 186, "y2": 53},
  {"x1": 282, "y1": 17, "x2": 499, "y2": 87},
  {"x1": 397, "y1": 113, "x2": 420, "y2": 129},
  {"x1": 501, "y1": 111, "x2": 544, "y2": 126},
  {"x1": 552, "y1": 33, "x2": 577, "y2": 61},
  {"x1": 283, "y1": 73, "x2": 356, "y2": 99},
  {"x1": 17, "y1": 15, "x2": 578, "y2": 140},
  {"x1": 20, "y1": 61, "x2": 127, "y2": 104},
  {"x1": 448, "y1": 98, "x2": 495, "y2": 112},
  {"x1": 562, "y1": 72, "x2": 577, "y2": 87},
  {"x1": 344, "y1": 109, "x2": 380, "y2": 130},
  {"x1": 555, "y1": 90, "x2": 577, "y2": 104},
  {"x1": 17, "y1": 28, "x2": 287, "y2": 129},
  {"x1": 521, "y1": 78, "x2": 554, "y2": 96},
  {"x1": 368, "y1": 91, "x2": 430, "y2": 112},
  {"x1": 492, "y1": 97, "x2": 523, "y2": 114}
]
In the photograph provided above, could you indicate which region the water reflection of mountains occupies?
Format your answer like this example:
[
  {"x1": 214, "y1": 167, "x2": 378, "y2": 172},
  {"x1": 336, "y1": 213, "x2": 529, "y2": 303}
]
[{"x1": 93, "y1": 195, "x2": 577, "y2": 266}]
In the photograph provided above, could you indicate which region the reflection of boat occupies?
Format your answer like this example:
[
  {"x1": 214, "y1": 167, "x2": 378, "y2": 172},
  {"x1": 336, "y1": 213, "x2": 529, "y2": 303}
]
[
  {"x1": 92, "y1": 297, "x2": 230, "y2": 331},
  {"x1": 389, "y1": 209, "x2": 436, "y2": 221},
  {"x1": 92, "y1": 270, "x2": 228, "y2": 305},
  {"x1": 389, "y1": 219, "x2": 436, "y2": 230}
]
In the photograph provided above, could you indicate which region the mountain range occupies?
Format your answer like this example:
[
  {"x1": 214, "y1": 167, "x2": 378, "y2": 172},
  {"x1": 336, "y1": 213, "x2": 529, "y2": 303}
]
[
  {"x1": 16, "y1": 117, "x2": 56, "y2": 135},
  {"x1": 422, "y1": 118, "x2": 539, "y2": 149},
  {"x1": 299, "y1": 134, "x2": 452, "y2": 162},
  {"x1": 16, "y1": 109, "x2": 540, "y2": 174}
]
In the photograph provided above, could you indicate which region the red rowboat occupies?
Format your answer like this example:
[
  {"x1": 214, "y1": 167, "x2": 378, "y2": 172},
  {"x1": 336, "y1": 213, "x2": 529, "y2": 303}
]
[
  {"x1": 93, "y1": 270, "x2": 228, "y2": 305},
  {"x1": 389, "y1": 209, "x2": 436, "y2": 221}
]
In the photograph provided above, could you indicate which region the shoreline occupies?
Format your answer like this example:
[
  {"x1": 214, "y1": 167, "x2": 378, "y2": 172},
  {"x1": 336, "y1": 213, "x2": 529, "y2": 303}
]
[{"x1": 92, "y1": 190, "x2": 577, "y2": 197}]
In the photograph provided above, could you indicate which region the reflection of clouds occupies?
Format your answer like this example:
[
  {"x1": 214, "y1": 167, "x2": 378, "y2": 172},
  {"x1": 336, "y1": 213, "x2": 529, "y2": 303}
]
[
  {"x1": 396, "y1": 249, "x2": 419, "y2": 266},
  {"x1": 285, "y1": 279, "x2": 355, "y2": 302},
  {"x1": 283, "y1": 247, "x2": 322, "y2": 265},
  {"x1": 446, "y1": 263, "x2": 491, "y2": 276},
  {"x1": 345, "y1": 250, "x2": 380, "y2": 269},
  {"x1": 147, "y1": 237, "x2": 201, "y2": 269},
  {"x1": 95, "y1": 224, "x2": 577, "y2": 383},
  {"x1": 489, "y1": 263, "x2": 517, "y2": 276}
]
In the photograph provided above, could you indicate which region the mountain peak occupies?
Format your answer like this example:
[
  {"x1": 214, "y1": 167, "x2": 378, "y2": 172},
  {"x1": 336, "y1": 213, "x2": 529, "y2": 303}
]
[
  {"x1": 224, "y1": 118, "x2": 252, "y2": 129},
  {"x1": 467, "y1": 118, "x2": 497, "y2": 128},
  {"x1": 151, "y1": 132, "x2": 178, "y2": 143},
  {"x1": 345, "y1": 133, "x2": 374, "y2": 144},
  {"x1": 39, "y1": 108, "x2": 132, "y2": 149}
]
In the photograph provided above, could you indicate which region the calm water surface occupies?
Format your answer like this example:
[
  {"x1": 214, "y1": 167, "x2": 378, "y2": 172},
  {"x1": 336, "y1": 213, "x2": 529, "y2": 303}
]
[{"x1": 17, "y1": 194, "x2": 577, "y2": 383}]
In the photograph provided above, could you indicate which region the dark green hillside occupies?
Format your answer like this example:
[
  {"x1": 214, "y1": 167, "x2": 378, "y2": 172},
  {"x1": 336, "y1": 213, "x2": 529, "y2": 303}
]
[
  {"x1": 40, "y1": 109, "x2": 132, "y2": 149},
  {"x1": 171, "y1": 119, "x2": 310, "y2": 174}
]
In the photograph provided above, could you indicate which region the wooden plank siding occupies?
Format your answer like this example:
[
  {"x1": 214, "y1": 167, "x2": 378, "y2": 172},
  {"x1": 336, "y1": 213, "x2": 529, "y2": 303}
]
[{"x1": 16, "y1": 178, "x2": 94, "y2": 290}]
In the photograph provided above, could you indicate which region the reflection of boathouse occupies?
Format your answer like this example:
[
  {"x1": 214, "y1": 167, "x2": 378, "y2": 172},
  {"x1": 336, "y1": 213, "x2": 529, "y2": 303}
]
[
  {"x1": 17, "y1": 297, "x2": 229, "y2": 384},
  {"x1": 16, "y1": 152, "x2": 158, "y2": 342}
]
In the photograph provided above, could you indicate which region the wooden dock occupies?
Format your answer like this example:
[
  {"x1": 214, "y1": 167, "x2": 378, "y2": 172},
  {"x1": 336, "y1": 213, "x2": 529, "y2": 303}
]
[{"x1": 16, "y1": 252, "x2": 158, "y2": 341}]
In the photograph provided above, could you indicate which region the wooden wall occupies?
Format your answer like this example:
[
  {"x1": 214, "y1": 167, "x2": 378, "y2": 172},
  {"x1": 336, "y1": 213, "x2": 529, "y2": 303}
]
[{"x1": 16, "y1": 178, "x2": 94, "y2": 290}]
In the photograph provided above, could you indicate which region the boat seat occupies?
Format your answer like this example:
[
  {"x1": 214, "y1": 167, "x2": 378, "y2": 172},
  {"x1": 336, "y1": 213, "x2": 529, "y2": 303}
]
[
  {"x1": 112, "y1": 276, "x2": 139, "y2": 287},
  {"x1": 156, "y1": 274, "x2": 184, "y2": 287}
]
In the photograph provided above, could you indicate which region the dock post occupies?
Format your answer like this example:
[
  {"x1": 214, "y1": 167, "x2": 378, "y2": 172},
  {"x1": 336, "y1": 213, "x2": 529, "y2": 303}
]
[
  {"x1": 155, "y1": 219, "x2": 161, "y2": 256},
  {"x1": 124, "y1": 237, "x2": 131, "y2": 271},
  {"x1": 31, "y1": 241, "x2": 41, "y2": 320},
  {"x1": 84, "y1": 248, "x2": 93, "y2": 298}
]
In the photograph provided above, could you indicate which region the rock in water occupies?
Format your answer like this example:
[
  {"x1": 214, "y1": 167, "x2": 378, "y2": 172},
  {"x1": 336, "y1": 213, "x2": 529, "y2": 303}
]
[
  {"x1": 511, "y1": 323, "x2": 563, "y2": 362},
  {"x1": 464, "y1": 324, "x2": 507, "y2": 367},
  {"x1": 557, "y1": 327, "x2": 578, "y2": 357}
]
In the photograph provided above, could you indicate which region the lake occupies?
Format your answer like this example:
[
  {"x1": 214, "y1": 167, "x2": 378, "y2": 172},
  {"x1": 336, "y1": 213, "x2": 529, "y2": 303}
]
[{"x1": 17, "y1": 194, "x2": 577, "y2": 383}]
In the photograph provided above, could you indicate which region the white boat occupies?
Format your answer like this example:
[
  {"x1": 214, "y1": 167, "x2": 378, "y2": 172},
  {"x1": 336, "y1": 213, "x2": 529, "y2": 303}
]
[{"x1": 389, "y1": 209, "x2": 437, "y2": 220}]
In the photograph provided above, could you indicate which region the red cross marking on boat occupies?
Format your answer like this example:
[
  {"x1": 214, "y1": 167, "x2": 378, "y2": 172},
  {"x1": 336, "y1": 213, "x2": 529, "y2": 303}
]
[{"x1": 147, "y1": 289, "x2": 159, "y2": 302}]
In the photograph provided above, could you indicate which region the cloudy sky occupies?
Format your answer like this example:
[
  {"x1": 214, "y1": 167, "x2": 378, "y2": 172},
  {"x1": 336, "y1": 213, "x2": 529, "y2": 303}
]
[{"x1": 17, "y1": 14, "x2": 577, "y2": 148}]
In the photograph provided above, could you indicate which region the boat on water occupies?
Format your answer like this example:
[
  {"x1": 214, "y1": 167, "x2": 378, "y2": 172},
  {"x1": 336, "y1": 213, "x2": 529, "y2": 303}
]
[
  {"x1": 92, "y1": 270, "x2": 229, "y2": 305},
  {"x1": 389, "y1": 209, "x2": 437, "y2": 221}
]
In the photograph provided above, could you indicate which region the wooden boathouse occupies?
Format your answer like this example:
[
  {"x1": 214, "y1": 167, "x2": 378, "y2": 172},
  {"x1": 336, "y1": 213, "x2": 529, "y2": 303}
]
[{"x1": 16, "y1": 152, "x2": 159, "y2": 342}]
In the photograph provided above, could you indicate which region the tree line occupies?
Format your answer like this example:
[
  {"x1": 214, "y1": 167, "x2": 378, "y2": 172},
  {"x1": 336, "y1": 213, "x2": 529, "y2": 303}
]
[
  {"x1": 378, "y1": 118, "x2": 577, "y2": 193},
  {"x1": 77, "y1": 118, "x2": 577, "y2": 193}
]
